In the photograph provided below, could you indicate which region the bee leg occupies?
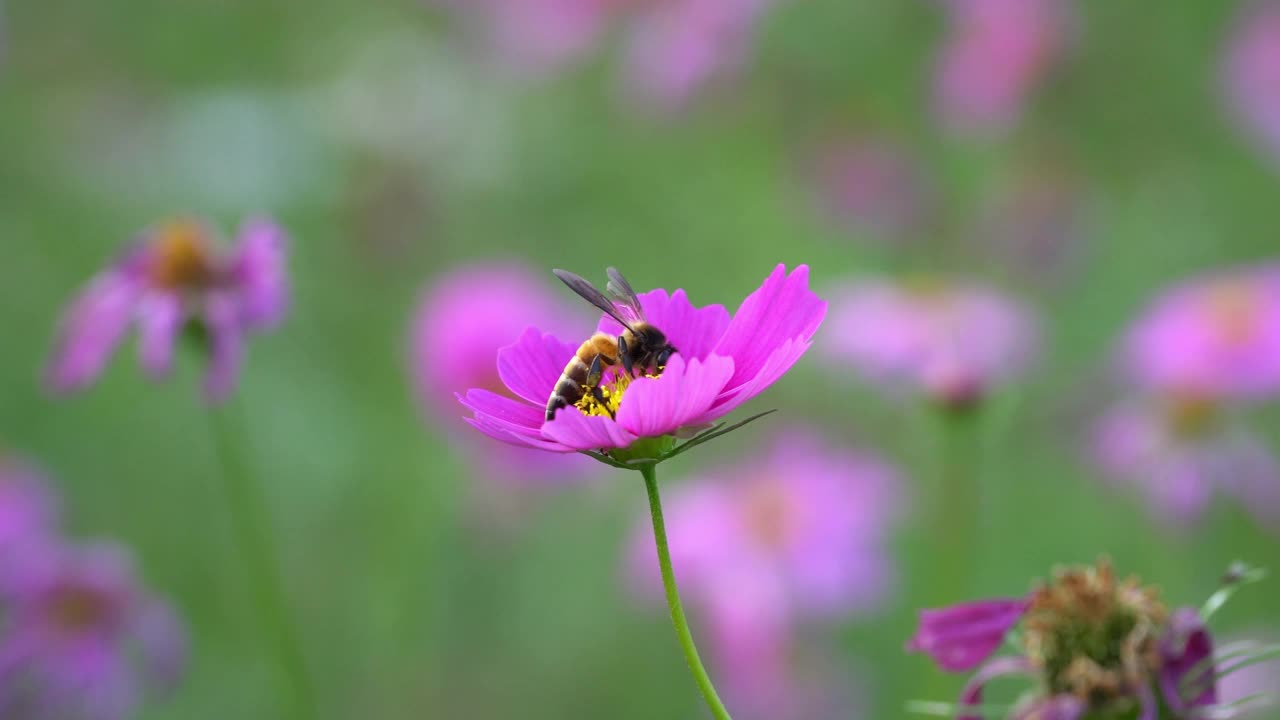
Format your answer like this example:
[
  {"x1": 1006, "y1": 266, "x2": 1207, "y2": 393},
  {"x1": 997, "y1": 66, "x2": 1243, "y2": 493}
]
[{"x1": 618, "y1": 336, "x2": 635, "y2": 377}]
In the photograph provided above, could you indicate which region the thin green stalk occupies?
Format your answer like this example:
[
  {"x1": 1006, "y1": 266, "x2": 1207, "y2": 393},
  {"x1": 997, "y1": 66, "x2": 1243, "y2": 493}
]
[
  {"x1": 933, "y1": 408, "x2": 981, "y2": 604},
  {"x1": 208, "y1": 406, "x2": 316, "y2": 720},
  {"x1": 641, "y1": 463, "x2": 733, "y2": 720}
]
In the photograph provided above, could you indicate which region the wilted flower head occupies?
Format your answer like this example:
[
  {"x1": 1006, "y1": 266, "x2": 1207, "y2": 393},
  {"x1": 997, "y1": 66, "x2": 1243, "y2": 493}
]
[
  {"x1": 1223, "y1": 0, "x2": 1280, "y2": 166},
  {"x1": 0, "y1": 542, "x2": 186, "y2": 720},
  {"x1": 933, "y1": 0, "x2": 1072, "y2": 135},
  {"x1": 807, "y1": 136, "x2": 932, "y2": 241},
  {"x1": 46, "y1": 217, "x2": 288, "y2": 403},
  {"x1": 1122, "y1": 265, "x2": 1280, "y2": 400},
  {"x1": 907, "y1": 559, "x2": 1261, "y2": 720},
  {"x1": 458, "y1": 265, "x2": 825, "y2": 465},
  {"x1": 1091, "y1": 398, "x2": 1280, "y2": 532},
  {"x1": 412, "y1": 263, "x2": 593, "y2": 484},
  {"x1": 823, "y1": 276, "x2": 1038, "y2": 409}
]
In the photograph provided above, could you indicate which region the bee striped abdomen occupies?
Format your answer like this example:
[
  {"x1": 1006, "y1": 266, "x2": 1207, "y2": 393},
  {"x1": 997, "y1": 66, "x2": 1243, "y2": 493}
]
[{"x1": 545, "y1": 333, "x2": 618, "y2": 421}]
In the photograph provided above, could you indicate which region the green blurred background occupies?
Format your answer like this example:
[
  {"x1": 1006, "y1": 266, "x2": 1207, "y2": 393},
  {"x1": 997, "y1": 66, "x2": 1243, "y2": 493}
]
[{"x1": 2, "y1": 0, "x2": 1278, "y2": 717}]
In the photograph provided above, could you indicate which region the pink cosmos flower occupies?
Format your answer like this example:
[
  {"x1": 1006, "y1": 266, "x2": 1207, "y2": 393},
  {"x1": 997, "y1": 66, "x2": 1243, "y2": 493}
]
[
  {"x1": 624, "y1": 430, "x2": 893, "y2": 717},
  {"x1": 1122, "y1": 265, "x2": 1280, "y2": 399},
  {"x1": 46, "y1": 217, "x2": 288, "y2": 403},
  {"x1": 906, "y1": 597, "x2": 1029, "y2": 672},
  {"x1": 806, "y1": 137, "x2": 932, "y2": 242},
  {"x1": 0, "y1": 542, "x2": 186, "y2": 720},
  {"x1": 934, "y1": 0, "x2": 1072, "y2": 135},
  {"x1": 412, "y1": 263, "x2": 594, "y2": 483},
  {"x1": 823, "y1": 277, "x2": 1038, "y2": 408},
  {"x1": 1091, "y1": 398, "x2": 1280, "y2": 531},
  {"x1": 1224, "y1": 0, "x2": 1280, "y2": 166},
  {"x1": 458, "y1": 265, "x2": 825, "y2": 460}
]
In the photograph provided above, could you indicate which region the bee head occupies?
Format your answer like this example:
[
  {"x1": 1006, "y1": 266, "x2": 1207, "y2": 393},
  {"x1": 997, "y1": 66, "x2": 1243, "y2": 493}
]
[{"x1": 629, "y1": 324, "x2": 678, "y2": 369}]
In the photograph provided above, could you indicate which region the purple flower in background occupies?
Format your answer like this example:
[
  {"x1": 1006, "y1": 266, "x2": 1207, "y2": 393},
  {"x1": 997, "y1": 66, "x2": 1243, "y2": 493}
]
[
  {"x1": 458, "y1": 265, "x2": 825, "y2": 458},
  {"x1": 1123, "y1": 265, "x2": 1280, "y2": 399},
  {"x1": 626, "y1": 429, "x2": 897, "y2": 717},
  {"x1": 0, "y1": 542, "x2": 186, "y2": 720},
  {"x1": 430, "y1": 0, "x2": 778, "y2": 109},
  {"x1": 621, "y1": 0, "x2": 776, "y2": 111},
  {"x1": 823, "y1": 277, "x2": 1038, "y2": 408},
  {"x1": 977, "y1": 170, "x2": 1088, "y2": 286},
  {"x1": 1224, "y1": 0, "x2": 1280, "y2": 165},
  {"x1": 46, "y1": 217, "x2": 288, "y2": 403},
  {"x1": 909, "y1": 559, "x2": 1238, "y2": 720},
  {"x1": 412, "y1": 263, "x2": 593, "y2": 484},
  {"x1": 807, "y1": 136, "x2": 932, "y2": 241},
  {"x1": 1091, "y1": 398, "x2": 1280, "y2": 531},
  {"x1": 934, "y1": 0, "x2": 1072, "y2": 135}
]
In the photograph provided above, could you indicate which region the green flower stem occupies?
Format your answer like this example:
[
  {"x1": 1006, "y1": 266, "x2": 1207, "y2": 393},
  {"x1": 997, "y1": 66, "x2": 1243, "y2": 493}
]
[
  {"x1": 933, "y1": 408, "x2": 981, "y2": 604},
  {"x1": 208, "y1": 406, "x2": 316, "y2": 720},
  {"x1": 641, "y1": 463, "x2": 733, "y2": 720}
]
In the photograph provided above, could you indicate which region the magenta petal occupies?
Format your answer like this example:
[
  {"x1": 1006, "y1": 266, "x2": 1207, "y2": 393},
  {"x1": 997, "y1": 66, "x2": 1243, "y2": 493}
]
[
  {"x1": 542, "y1": 411, "x2": 639, "y2": 451},
  {"x1": 713, "y1": 265, "x2": 827, "y2": 394},
  {"x1": 956, "y1": 655, "x2": 1038, "y2": 720},
  {"x1": 698, "y1": 337, "x2": 813, "y2": 423},
  {"x1": 616, "y1": 355, "x2": 734, "y2": 437},
  {"x1": 597, "y1": 289, "x2": 731, "y2": 362},
  {"x1": 136, "y1": 292, "x2": 182, "y2": 378},
  {"x1": 228, "y1": 217, "x2": 289, "y2": 329},
  {"x1": 45, "y1": 264, "x2": 144, "y2": 393},
  {"x1": 202, "y1": 294, "x2": 243, "y2": 404},
  {"x1": 464, "y1": 416, "x2": 576, "y2": 453},
  {"x1": 1159, "y1": 607, "x2": 1218, "y2": 711},
  {"x1": 907, "y1": 597, "x2": 1029, "y2": 672},
  {"x1": 498, "y1": 328, "x2": 579, "y2": 406},
  {"x1": 457, "y1": 389, "x2": 545, "y2": 436}
]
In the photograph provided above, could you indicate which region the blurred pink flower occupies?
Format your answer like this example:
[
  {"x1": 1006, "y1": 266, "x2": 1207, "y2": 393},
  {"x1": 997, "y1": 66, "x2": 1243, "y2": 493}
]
[
  {"x1": 459, "y1": 265, "x2": 825, "y2": 456},
  {"x1": 1091, "y1": 397, "x2": 1280, "y2": 531},
  {"x1": 934, "y1": 0, "x2": 1072, "y2": 135},
  {"x1": 0, "y1": 542, "x2": 186, "y2": 720},
  {"x1": 45, "y1": 217, "x2": 288, "y2": 403},
  {"x1": 626, "y1": 429, "x2": 898, "y2": 717},
  {"x1": 907, "y1": 597, "x2": 1028, "y2": 672},
  {"x1": 1123, "y1": 265, "x2": 1280, "y2": 399},
  {"x1": 807, "y1": 137, "x2": 931, "y2": 241},
  {"x1": 977, "y1": 172, "x2": 1088, "y2": 286},
  {"x1": 1224, "y1": 0, "x2": 1280, "y2": 165},
  {"x1": 411, "y1": 263, "x2": 593, "y2": 484},
  {"x1": 430, "y1": 0, "x2": 777, "y2": 109},
  {"x1": 822, "y1": 277, "x2": 1039, "y2": 408},
  {"x1": 1216, "y1": 629, "x2": 1280, "y2": 718}
]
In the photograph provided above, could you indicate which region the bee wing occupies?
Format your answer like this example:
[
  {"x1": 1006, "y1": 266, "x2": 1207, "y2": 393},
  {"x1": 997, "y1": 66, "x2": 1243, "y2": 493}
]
[
  {"x1": 605, "y1": 267, "x2": 646, "y2": 323},
  {"x1": 553, "y1": 269, "x2": 636, "y2": 331}
]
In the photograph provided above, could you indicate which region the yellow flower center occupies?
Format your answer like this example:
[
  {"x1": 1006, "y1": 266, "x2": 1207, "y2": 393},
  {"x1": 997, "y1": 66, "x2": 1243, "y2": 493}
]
[
  {"x1": 149, "y1": 218, "x2": 215, "y2": 290},
  {"x1": 48, "y1": 586, "x2": 111, "y2": 633},
  {"x1": 573, "y1": 367, "x2": 662, "y2": 418}
]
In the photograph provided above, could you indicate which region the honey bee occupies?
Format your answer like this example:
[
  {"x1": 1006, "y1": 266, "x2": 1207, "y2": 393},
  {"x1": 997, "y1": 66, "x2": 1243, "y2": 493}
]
[{"x1": 546, "y1": 268, "x2": 679, "y2": 421}]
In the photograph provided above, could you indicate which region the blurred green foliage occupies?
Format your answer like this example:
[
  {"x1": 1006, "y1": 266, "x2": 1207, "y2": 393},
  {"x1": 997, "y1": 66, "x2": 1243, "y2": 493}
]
[{"x1": 1, "y1": 0, "x2": 1277, "y2": 717}]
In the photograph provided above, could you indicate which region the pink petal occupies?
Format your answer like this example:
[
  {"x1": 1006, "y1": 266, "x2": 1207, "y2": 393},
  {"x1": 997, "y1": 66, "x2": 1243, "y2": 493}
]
[
  {"x1": 464, "y1": 416, "x2": 577, "y2": 453},
  {"x1": 542, "y1": 410, "x2": 639, "y2": 451},
  {"x1": 457, "y1": 389, "x2": 545, "y2": 436},
  {"x1": 202, "y1": 294, "x2": 243, "y2": 404},
  {"x1": 497, "y1": 328, "x2": 580, "y2": 407},
  {"x1": 227, "y1": 216, "x2": 289, "y2": 330},
  {"x1": 45, "y1": 260, "x2": 145, "y2": 393},
  {"x1": 136, "y1": 292, "x2": 183, "y2": 378},
  {"x1": 616, "y1": 355, "x2": 735, "y2": 438},
  {"x1": 713, "y1": 265, "x2": 827, "y2": 396},
  {"x1": 598, "y1": 289, "x2": 731, "y2": 362}
]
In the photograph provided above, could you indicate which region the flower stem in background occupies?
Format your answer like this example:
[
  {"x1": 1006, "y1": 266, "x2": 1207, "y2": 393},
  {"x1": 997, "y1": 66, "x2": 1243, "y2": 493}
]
[
  {"x1": 640, "y1": 463, "x2": 733, "y2": 720},
  {"x1": 208, "y1": 406, "x2": 316, "y2": 720},
  {"x1": 933, "y1": 409, "x2": 981, "y2": 604}
]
